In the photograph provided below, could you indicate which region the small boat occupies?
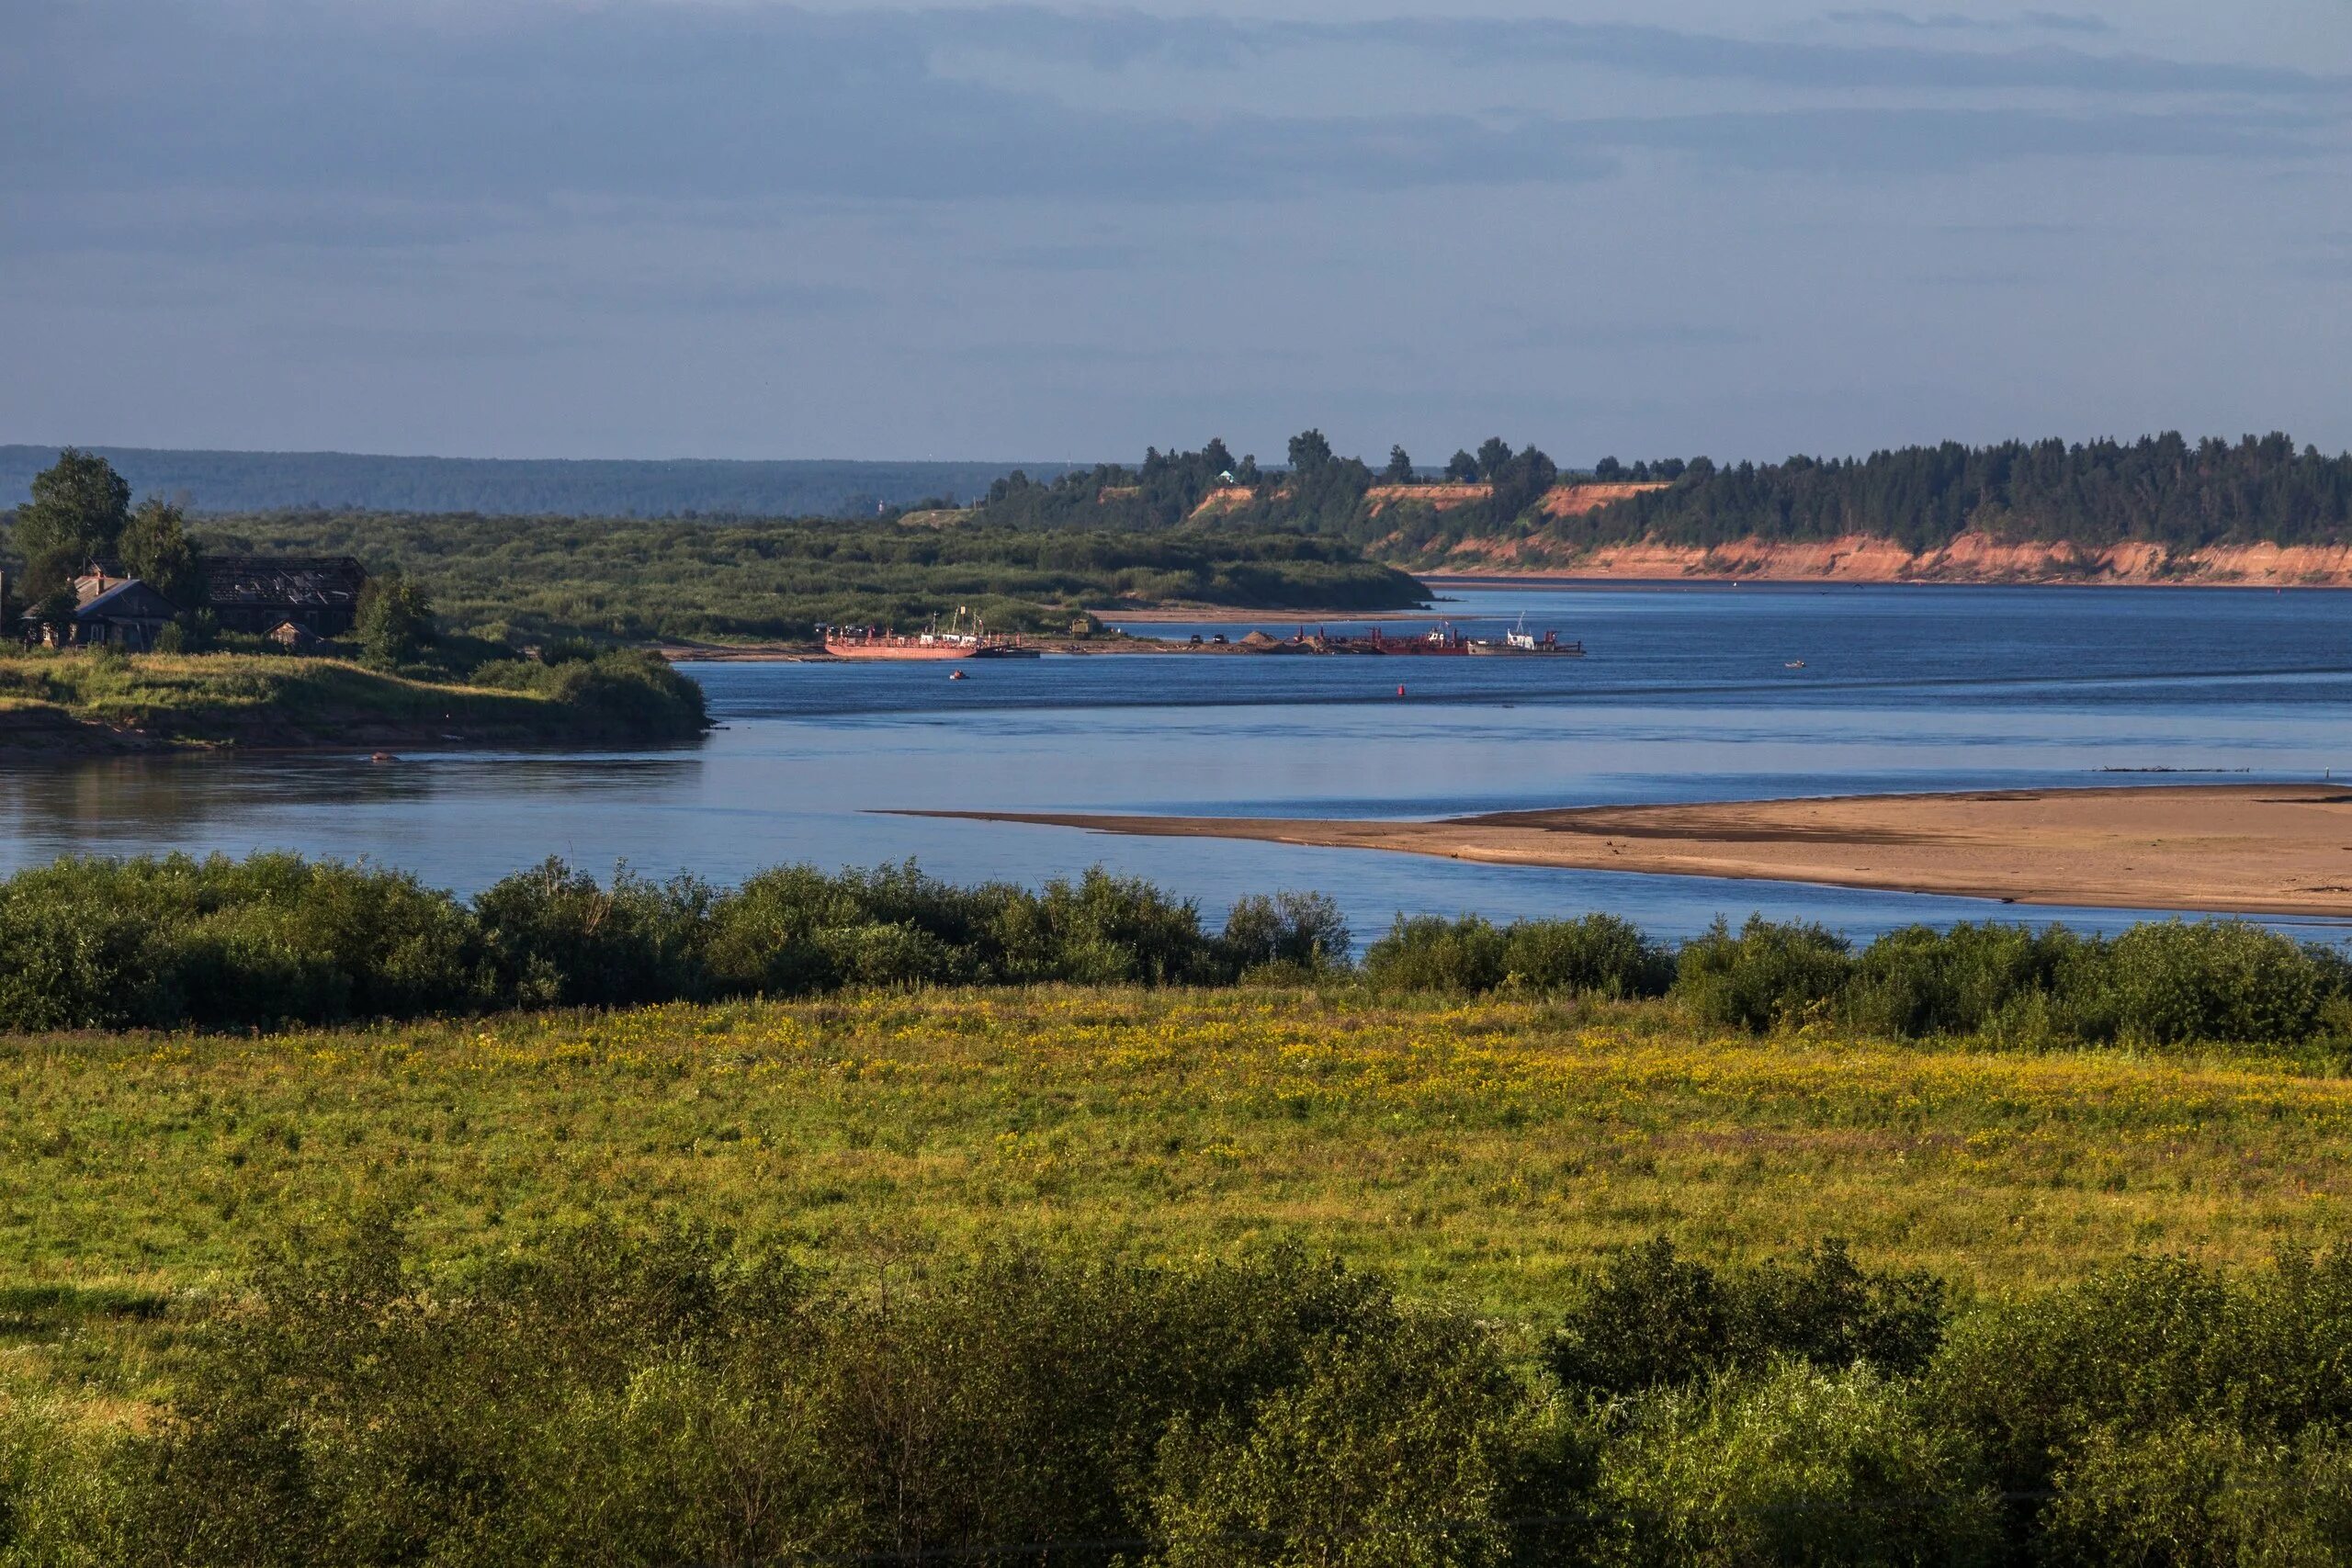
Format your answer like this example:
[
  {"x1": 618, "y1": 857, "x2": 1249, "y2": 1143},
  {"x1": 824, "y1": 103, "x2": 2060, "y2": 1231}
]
[
  {"x1": 949, "y1": 670, "x2": 967, "y2": 681},
  {"x1": 1466, "y1": 612, "x2": 1585, "y2": 656},
  {"x1": 1785, "y1": 660, "x2": 1806, "y2": 669}
]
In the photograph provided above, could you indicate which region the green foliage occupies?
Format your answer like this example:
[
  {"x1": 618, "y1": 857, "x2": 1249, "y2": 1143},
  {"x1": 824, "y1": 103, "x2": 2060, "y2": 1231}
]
[
  {"x1": 0, "y1": 852, "x2": 481, "y2": 1031},
  {"x1": 193, "y1": 511, "x2": 1425, "y2": 646},
  {"x1": 115, "y1": 499, "x2": 200, "y2": 605},
  {"x1": 8, "y1": 449, "x2": 130, "y2": 598},
  {"x1": 1841, "y1": 921, "x2": 2086, "y2": 1040},
  {"x1": 1218, "y1": 892, "x2": 1351, "y2": 977},
  {"x1": 354, "y1": 570, "x2": 433, "y2": 666},
  {"x1": 1, "y1": 848, "x2": 2344, "y2": 1046},
  {"x1": 472, "y1": 860, "x2": 716, "y2": 1009},
  {"x1": 464, "y1": 649, "x2": 708, "y2": 737},
  {"x1": 1363, "y1": 915, "x2": 1510, "y2": 994},
  {"x1": 1363, "y1": 914, "x2": 1674, "y2": 999},
  {"x1": 1500, "y1": 915, "x2": 1675, "y2": 999},
  {"x1": 1153, "y1": 1315, "x2": 1539, "y2": 1568},
  {"x1": 1595, "y1": 1362, "x2": 2002, "y2": 1568},
  {"x1": 1674, "y1": 916, "x2": 1855, "y2": 1032},
  {"x1": 2098, "y1": 919, "x2": 2330, "y2": 1045},
  {"x1": 1544, "y1": 431, "x2": 2352, "y2": 557},
  {"x1": 116, "y1": 1223, "x2": 1513, "y2": 1568},
  {"x1": 1549, "y1": 1238, "x2": 1948, "y2": 1399},
  {"x1": 2041, "y1": 1420, "x2": 2352, "y2": 1567}
]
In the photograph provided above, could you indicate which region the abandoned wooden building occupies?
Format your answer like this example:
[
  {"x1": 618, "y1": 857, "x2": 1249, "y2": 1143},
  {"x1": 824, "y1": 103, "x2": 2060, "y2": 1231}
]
[{"x1": 199, "y1": 557, "x2": 370, "y2": 637}]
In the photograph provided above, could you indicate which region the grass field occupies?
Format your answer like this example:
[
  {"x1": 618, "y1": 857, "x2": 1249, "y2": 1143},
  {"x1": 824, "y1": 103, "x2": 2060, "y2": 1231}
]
[{"x1": 7, "y1": 987, "x2": 2346, "y2": 1328}]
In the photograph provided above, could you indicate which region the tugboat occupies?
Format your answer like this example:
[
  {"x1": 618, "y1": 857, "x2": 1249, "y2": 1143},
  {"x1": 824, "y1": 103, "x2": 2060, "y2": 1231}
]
[
  {"x1": 821, "y1": 607, "x2": 1041, "y2": 660},
  {"x1": 1467, "y1": 611, "x2": 1585, "y2": 657}
]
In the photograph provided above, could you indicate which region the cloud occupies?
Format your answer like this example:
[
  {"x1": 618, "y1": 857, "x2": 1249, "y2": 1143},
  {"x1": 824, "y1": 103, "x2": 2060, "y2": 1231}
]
[
  {"x1": 1, "y1": 2, "x2": 2336, "y2": 222},
  {"x1": 1824, "y1": 9, "x2": 2117, "y2": 36}
]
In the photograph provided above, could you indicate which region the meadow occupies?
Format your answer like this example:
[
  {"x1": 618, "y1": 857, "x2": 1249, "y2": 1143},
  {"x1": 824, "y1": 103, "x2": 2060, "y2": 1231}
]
[
  {"x1": 6, "y1": 987, "x2": 2346, "y2": 1314},
  {"x1": 9, "y1": 988, "x2": 2352, "y2": 1562}
]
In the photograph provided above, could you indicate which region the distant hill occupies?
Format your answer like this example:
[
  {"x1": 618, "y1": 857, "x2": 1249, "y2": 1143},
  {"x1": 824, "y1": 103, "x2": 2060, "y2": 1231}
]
[{"x1": 0, "y1": 446, "x2": 1078, "y2": 519}]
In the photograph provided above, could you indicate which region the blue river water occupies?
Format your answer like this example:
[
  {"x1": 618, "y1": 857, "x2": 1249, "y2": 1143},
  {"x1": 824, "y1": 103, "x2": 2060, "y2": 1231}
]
[{"x1": 3, "y1": 582, "x2": 2349, "y2": 943}]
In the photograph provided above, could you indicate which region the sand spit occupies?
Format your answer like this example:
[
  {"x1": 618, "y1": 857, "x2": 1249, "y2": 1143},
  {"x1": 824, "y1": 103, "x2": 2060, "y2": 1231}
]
[{"x1": 900, "y1": 784, "x2": 2352, "y2": 918}]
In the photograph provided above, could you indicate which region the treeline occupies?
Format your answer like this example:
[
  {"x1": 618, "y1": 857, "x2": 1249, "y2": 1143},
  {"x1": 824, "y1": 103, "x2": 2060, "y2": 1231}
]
[
  {"x1": 9, "y1": 1221, "x2": 2352, "y2": 1563},
  {"x1": 5, "y1": 852, "x2": 2348, "y2": 1053},
  {"x1": 980, "y1": 431, "x2": 1574, "y2": 542},
  {"x1": 1563, "y1": 432, "x2": 2352, "y2": 556},
  {"x1": 970, "y1": 431, "x2": 2352, "y2": 563},
  {"x1": 186, "y1": 512, "x2": 1426, "y2": 644},
  {"x1": 0, "y1": 446, "x2": 1076, "y2": 519}
]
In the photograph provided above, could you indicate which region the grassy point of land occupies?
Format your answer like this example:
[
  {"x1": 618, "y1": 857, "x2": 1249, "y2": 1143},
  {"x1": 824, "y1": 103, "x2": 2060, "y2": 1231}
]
[
  {"x1": 0, "y1": 648, "x2": 704, "y2": 751},
  {"x1": 6, "y1": 989, "x2": 2347, "y2": 1321}
]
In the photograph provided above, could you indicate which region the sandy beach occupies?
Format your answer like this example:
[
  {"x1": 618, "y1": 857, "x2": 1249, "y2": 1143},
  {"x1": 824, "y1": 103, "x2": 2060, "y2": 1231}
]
[{"x1": 903, "y1": 783, "x2": 2352, "y2": 918}]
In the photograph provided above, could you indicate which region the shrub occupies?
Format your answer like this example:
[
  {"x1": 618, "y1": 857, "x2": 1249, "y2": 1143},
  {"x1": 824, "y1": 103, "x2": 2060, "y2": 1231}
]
[
  {"x1": 1501, "y1": 915, "x2": 1674, "y2": 999},
  {"x1": 0, "y1": 853, "x2": 481, "y2": 1031},
  {"x1": 1550, "y1": 1238, "x2": 1948, "y2": 1399},
  {"x1": 1842, "y1": 922, "x2": 2084, "y2": 1039},
  {"x1": 704, "y1": 862, "x2": 992, "y2": 996},
  {"x1": 1363, "y1": 915, "x2": 1510, "y2": 994},
  {"x1": 473, "y1": 858, "x2": 714, "y2": 1008},
  {"x1": 1152, "y1": 1315, "x2": 1544, "y2": 1568},
  {"x1": 1220, "y1": 892, "x2": 1352, "y2": 976},
  {"x1": 2041, "y1": 1419, "x2": 2352, "y2": 1568},
  {"x1": 2099, "y1": 920, "x2": 2329, "y2": 1046},
  {"x1": 1595, "y1": 1362, "x2": 2002, "y2": 1568},
  {"x1": 1673, "y1": 917, "x2": 1853, "y2": 1032},
  {"x1": 986, "y1": 869, "x2": 1222, "y2": 986},
  {"x1": 1925, "y1": 1248, "x2": 2352, "y2": 1508}
]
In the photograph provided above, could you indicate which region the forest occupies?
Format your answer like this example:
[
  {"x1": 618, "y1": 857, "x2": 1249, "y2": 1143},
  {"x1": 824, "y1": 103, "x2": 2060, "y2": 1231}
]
[{"x1": 969, "y1": 430, "x2": 2352, "y2": 562}]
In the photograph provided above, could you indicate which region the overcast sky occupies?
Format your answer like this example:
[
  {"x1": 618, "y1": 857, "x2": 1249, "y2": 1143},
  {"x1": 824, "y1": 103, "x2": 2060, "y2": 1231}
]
[{"x1": 4, "y1": 1, "x2": 2348, "y2": 464}]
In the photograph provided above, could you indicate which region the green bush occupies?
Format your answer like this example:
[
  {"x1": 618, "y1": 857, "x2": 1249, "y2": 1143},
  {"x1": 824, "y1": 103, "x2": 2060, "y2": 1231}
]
[
  {"x1": 1595, "y1": 1362, "x2": 2002, "y2": 1568},
  {"x1": 0, "y1": 853, "x2": 481, "y2": 1030},
  {"x1": 1363, "y1": 915, "x2": 1510, "y2": 994},
  {"x1": 2041, "y1": 1419, "x2": 2352, "y2": 1567},
  {"x1": 473, "y1": 858, "x2": 714, "y2": 1009},
  {"x1": 988, "y1": 869, "x2": 1224, "y2": 986},
  {"x1": 1841, "y1": 921, "x2": 2084, "y2": 1039},
  {"x1": 1220, "y1": 892, "x2": 1351, "y2": 976},
  {"x1": 1673, "y1": 917, "x2": 1854, "y2": 1032},
  {"x1": 2099, "y1": 919, "x2": 2330, "y2": 1046},
  {"x1": 1152, "y1": 1315, "x2": 1548, "y2": 1568},
  {"x1": 1500, "y1": 915, "x2": 1674, "y2": 999},
  {"x1": 1549, "y1": 1238, "x2": 1947, "y2": 1400},
  {"x1": 465, "y1": 649, "x2": 707, "y2": 739}
]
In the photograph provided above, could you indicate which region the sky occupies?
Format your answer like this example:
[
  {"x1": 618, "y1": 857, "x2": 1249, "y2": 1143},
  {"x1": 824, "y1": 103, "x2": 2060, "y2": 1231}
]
[{"x1": 3, "y1": 1, "x2": 2348, "y2": 465}]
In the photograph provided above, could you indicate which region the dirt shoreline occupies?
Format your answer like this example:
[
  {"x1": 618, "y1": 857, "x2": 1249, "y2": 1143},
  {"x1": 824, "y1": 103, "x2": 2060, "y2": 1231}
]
[
  {"x1": 1414, "y1": 534, "x2": 2352, "y2": 588},
  {"x1": 897, "y1": 783, "x2": 2352, "y2": 919}
]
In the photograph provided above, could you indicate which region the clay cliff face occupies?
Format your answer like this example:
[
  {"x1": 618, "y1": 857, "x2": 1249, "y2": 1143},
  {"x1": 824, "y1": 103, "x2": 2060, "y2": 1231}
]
[{"x1": 1428, "y1": 531, "x2": 2352, "y2": 587}]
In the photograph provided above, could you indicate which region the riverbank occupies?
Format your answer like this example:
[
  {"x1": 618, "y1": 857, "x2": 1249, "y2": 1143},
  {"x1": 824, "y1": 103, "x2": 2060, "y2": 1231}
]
[
  {"x1": 1412, "y1": 534, "x2": 2352, "y2": 586},
  {"x1": 908, "y1": 782, "x2": 2352, "y2": 918},
  {"x1": 0, "y1": 649, "x2": 707, "y2": 755}
]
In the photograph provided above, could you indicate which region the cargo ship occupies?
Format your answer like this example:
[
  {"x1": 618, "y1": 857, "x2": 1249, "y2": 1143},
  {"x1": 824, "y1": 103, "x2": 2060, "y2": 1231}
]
[{"x1": 820, "y1": 608, "x2": 1040, "y2": 660}]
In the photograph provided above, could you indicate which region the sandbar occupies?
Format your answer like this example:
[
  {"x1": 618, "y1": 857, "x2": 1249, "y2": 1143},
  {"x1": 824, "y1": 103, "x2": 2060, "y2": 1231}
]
[{"x1": 901, "y1": 784, "x2": 2352, "y2": 918}]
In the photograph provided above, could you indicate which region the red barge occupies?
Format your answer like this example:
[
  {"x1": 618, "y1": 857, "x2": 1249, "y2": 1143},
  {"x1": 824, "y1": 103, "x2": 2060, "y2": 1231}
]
[{"x1": 821, "y1": 609, "x2": 1040, "y2": 660}]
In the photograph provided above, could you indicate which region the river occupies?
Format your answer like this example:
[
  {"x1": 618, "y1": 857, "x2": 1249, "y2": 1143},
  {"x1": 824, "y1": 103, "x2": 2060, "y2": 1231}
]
[{"x1": 3, "y1": 582, "x2": 2348, "y2": 943}]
